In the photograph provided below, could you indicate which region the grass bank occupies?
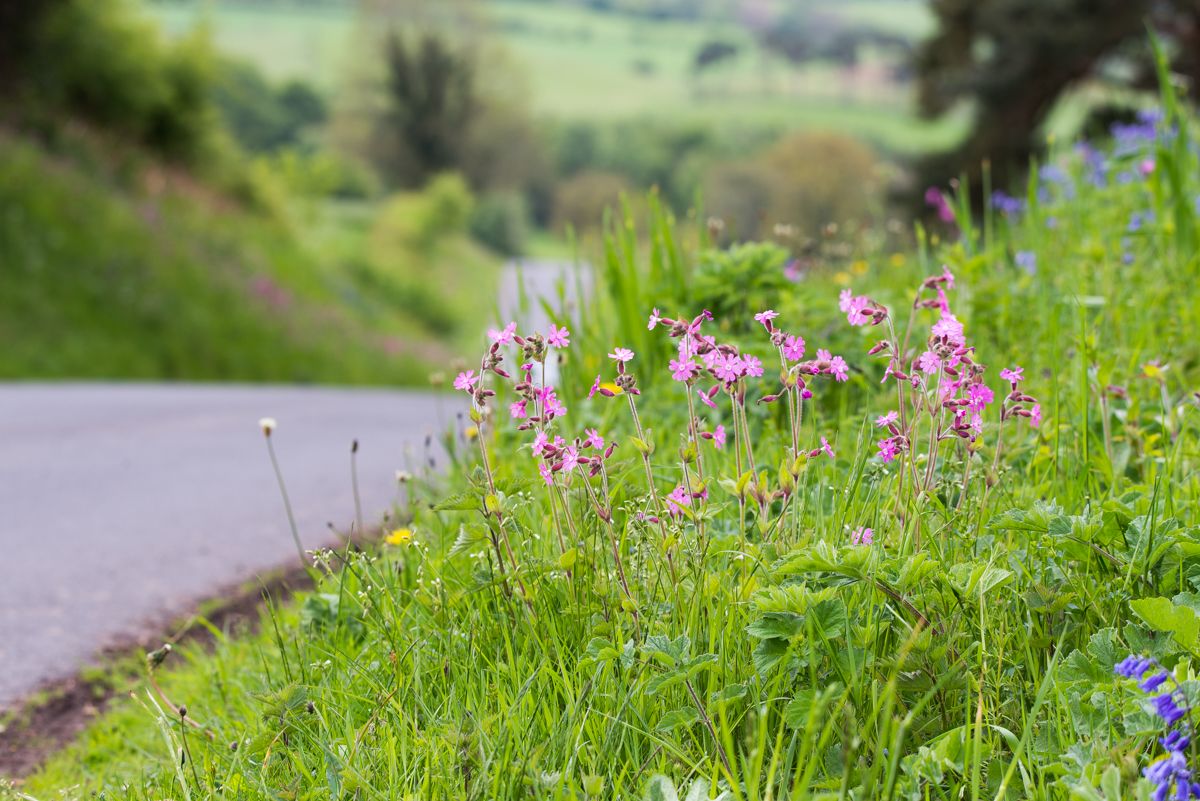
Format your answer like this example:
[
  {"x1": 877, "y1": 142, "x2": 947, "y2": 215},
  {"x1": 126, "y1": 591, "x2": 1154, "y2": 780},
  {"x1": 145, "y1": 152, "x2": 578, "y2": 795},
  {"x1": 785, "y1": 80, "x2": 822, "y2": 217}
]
[
  {"x1": 0, "y1": 128, "x2": 499, "y2": 383},
  {"x1": 13, "y1": 99, "x2": 1200, "y2": 801}
]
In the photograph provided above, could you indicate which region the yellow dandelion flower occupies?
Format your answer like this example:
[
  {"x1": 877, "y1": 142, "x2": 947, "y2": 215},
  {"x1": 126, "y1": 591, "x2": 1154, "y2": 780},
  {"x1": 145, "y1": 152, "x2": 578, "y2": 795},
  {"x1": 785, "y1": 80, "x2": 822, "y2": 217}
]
[
  {"x1": 464, "y1": 425, "x2": 479, "y2": 440},
  {"x1": 833, "y1": 271, "x2": 851, "y2": 286},
  {"x1": 889, "y1": 253, "x2": 907, "y2": 268},
  {"x1": 386, "y1": 527, "x2": 414, "y2": 546},
  {"x1": 851, "y1": 259, "x2": 868, "y2": 275},
  {"x1": 599, "y1": 381, "x2": 623, "y2": 396}
]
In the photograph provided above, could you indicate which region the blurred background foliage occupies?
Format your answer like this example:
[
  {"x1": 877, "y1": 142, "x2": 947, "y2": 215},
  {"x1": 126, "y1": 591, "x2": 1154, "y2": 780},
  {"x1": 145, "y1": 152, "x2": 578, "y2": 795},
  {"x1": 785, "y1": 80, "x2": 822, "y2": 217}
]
[{"x1": 0, "y1": 0, "x2": 1196, "y2": 382}]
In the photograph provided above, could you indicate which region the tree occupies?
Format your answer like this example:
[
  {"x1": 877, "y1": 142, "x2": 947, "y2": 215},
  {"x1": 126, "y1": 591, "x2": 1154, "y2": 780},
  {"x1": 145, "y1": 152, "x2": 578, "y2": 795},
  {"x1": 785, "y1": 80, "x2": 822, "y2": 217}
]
[
  {"x1": 914, "y1": 0, "x2": 1200, "y2": 197},
  {"x1": 374, "y1": 31, "x2": 478, "y2": 187}
]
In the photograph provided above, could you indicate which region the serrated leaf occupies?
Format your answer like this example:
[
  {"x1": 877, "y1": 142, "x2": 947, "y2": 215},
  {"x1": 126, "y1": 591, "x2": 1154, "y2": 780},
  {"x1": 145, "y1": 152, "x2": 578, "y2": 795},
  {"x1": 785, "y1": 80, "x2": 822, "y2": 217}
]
[
  {"x1": 656, "y1": 706, "x2": 701, "y2": 732},
  {"x1": 433, "y1": 492, "x2": 478, "y2": 512}
]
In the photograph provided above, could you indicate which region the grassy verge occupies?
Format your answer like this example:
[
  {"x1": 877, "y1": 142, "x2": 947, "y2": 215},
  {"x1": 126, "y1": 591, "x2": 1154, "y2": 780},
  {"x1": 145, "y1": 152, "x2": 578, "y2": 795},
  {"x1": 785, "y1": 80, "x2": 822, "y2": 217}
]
[
  {"x1": 13, "y1": 101, "x2": 1200, "y2": 800},
  {"x1": 0, "y1": 128, "x2": 498, "y2": 383}
]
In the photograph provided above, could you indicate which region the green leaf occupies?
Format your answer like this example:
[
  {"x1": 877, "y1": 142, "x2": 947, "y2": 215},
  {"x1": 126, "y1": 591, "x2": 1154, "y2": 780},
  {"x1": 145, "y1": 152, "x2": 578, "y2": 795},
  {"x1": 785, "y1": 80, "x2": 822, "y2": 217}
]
[
  {"x1": 558, "y1": 548, "x2": 577, "y2": 570},
  {"x1": 710, "y1": 683, "x2": 748, "y2": 706},
  {"x1": 433, "y1": 492, "x2": 478, "y2": 512},
  {"x1": 1130, "y1": 597, "x2": 1200, "y2": 656},
  {"x1": 656, "y1": 706, "x2": 700, "y2": 732}
]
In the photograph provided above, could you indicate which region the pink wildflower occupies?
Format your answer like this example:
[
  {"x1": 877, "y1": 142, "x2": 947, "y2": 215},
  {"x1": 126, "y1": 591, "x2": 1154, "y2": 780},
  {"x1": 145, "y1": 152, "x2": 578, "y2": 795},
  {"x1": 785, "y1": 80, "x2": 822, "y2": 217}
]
[
  {"x1": 1000, "y1": 366, "x2": 1024, "y2": 385},
  {"x1": 609, "y1": 347, "x2": 634, "y2": 363},
  {"x1": 967, "y1": 383, "x2": 994, "y2": 412},
  {"x1": 532, "y1": 431, "x2": 549, "y2": 456},
  {"x1": 510, "y1": 400, "x2": 527, "y2": 419},
  {"x1": 829, "y1": 355, "x2": 849, "y2": 382},
  {"x1": 1030, "y1": 404, "x2": 1042, "y2": 428},
  {"x1": 877, "y1": 438, "x2": 898, "y2": 462},
  {"x1": 782, "y1": 334, "x2": 806, "y2": 362},
  {"x1": 742, "y1": 354, "x2": 764, "y2": 378},
  {"x1": 560, "y1": 447, "x2": 580, "y2": 473},
  {"x1": 875, "y1": 410, "x2": 898, "y2": 427},
  {"x1": 917, "y1": 351, "x2": 940, "y2": 374},
  {"x1": 648, "y1": 308, "x2": 662, "y2": 330},
  {"x1": 838, "y1": 288, "x2": 855, "y2": 313},
  {"x1": 665, "y1": 485, "x2": 691, "y2": 517},
  {"x1": 543, "y1": 391, "x2": 566, "y2": 419},
  {"x1": 670, "y1": 358, "x2": 699, "y2": 382},
  {"x1": 588, "y1": 375, "x2": 602, "y2": 399},
  {"x1": 453, "y1": 370, "x2": 478, "y2": 392},
  {"x1": 931, "y1": 314, "x2": 964, "y2": 346},
  {"x1": 712, "y1": 424, "x2": 726, "y2": 449},
  {"x1": 697, "y1": 388, "x2": 717, "y2": 409},
  {"x1": 713, "y1": 355, "x2": 741, "y2": 383},
  {"x1": 539, "y1": 462, "x2": 554, "y2": 486},
  {"x1": 546, "y1": 324, "x2": 570, "y2": 348},
  {"x1": 754, "y1": 310, "x2": 779, "y2": 328},
  {"x1": 584, "y1": 428, "x2": 604, "y2": 450},
  {"x1": 851, "y1": 526, "x2": 874, "y2": 546},
  {"x1": 488, "y1": 321, "x2": 517, "y2": 345}
]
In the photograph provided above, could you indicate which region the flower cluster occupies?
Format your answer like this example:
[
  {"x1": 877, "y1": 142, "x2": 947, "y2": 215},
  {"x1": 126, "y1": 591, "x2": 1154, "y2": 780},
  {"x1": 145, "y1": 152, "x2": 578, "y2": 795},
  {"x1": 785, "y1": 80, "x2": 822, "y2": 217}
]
[{"x1": 1115, "y1": 655, "x2": 1200, "y2": 801}]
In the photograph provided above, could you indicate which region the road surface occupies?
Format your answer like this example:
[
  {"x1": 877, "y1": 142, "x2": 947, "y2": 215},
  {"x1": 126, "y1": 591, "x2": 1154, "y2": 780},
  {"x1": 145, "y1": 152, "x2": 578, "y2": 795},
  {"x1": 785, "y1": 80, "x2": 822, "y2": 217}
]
[
  {"x1": 0, "y1": 383, "x2": 458, "y2": 709},
  {"x1": 0, "y1": 258, "x2": 588, "y2": 711}
]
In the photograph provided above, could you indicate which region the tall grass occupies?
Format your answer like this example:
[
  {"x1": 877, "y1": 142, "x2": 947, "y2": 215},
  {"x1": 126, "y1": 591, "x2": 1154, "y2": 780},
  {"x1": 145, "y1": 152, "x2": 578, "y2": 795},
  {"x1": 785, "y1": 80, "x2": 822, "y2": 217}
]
[{"x1": 17, "y1": 86, "x2": 1200, "y2": 801}]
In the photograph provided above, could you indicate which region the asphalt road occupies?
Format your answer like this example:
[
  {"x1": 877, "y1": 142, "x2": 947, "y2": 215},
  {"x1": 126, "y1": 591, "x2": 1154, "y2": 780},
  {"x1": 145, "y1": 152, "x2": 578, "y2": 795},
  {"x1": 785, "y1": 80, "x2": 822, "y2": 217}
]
[
  {"x1": 0, "y1": 257, "x2": 586, "y2": 711},
  {"x1": 0, "y1": 383, "x2": 457, "y2": 709}
]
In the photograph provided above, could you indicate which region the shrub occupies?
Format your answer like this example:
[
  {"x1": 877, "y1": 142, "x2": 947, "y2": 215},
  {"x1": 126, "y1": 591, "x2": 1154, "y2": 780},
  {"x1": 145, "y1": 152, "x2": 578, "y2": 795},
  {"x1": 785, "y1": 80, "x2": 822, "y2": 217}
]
[
  {"x1": 370, "y1": 173, "x2": 475, "y2": 256},
  {"x1": 552, "y1": 170, "x2": 633, "y2": 234},
  {"x1": 469, "y1": 192, "x2": 530, "y2": 257},
  {"x1": 28, "y1": 0, "x2": 219, "y2": 165},
  {"x1": 704, "y1": 131, "x2": 880, "y2": 242}
]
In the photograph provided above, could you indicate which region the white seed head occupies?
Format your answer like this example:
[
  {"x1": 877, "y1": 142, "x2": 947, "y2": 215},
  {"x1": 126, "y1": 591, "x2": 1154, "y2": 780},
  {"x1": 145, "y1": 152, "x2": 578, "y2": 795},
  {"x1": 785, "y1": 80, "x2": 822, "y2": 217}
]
[{"x1": 259, "y1": 417, "x2": 277, "y2": 436}]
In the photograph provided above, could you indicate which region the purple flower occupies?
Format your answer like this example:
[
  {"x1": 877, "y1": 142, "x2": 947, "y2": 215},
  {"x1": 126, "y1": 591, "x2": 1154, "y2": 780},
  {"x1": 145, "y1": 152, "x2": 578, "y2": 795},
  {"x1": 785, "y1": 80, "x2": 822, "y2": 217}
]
[
  {"x1": 875, "y1": 411, "x2": 898, "y2": 427},
  {"x1": 1015, "y1": 251, "x2": 1037, "y2": 275},
  {"x1": 510, "y1": 400, "x2": 527, "y2": 419},
  {"x1": 1145, "y1": 751, "x2": 1200, "y2": 801},
  {"x1": 1153, "y1": 693, "x2": 1187, "y2": 727},
  {"x1": 648, "y1": 308, "x2": 662, "y2": 330},
  {"x1": 878, "y1": 438, "x2": 898, "y2": 463},
  {"x1": 851, "y1": 526, "x2": 874, "y2": 546}
]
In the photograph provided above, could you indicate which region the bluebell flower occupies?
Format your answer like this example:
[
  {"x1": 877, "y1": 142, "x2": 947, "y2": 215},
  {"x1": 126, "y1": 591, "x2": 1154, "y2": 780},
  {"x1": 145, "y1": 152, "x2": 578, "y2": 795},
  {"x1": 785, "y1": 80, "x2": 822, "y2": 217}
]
[
  {"x1": 1116, "y1": 655, "x2": 1155, "y2": 678},
  {"x1": 1143, "y1": 750, "x2": 1200, "y2": 801},
  {"x1": 1162, "y1": 731, "x2": 1191, "y2": 753},
  {"x1": 1154, "y1": 692, "x2": 1187, "y2": 727},
  {"x1": 991, "y1": 191, "x2": 1024, "y2": 217},
  {"x1": 1015, "y1": 251, "x2": 1037, "y2": 276},
  {"x1": 1143, "y1": 672, "x2": 1172, "y2": 693},
  {"x1": 1129, "y1": 211, "x2": 1155, "y2": 233},
  {"x1": 1039, "y1": 164, "x2": 1070, "y2": 184}
]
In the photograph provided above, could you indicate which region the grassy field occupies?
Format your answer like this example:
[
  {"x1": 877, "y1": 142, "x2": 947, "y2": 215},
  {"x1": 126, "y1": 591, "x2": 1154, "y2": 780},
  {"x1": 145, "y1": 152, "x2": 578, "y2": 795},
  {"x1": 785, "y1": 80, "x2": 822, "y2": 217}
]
[
  {"x1": 15, "y1": 83, "x2": 1200, "y2": 799},
  {"x1": 144, "y1": 0, "x2": 961, "y2": 153},
  {"x1": 0, "y1": 128, "x2": 498, "y2": 383}
]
